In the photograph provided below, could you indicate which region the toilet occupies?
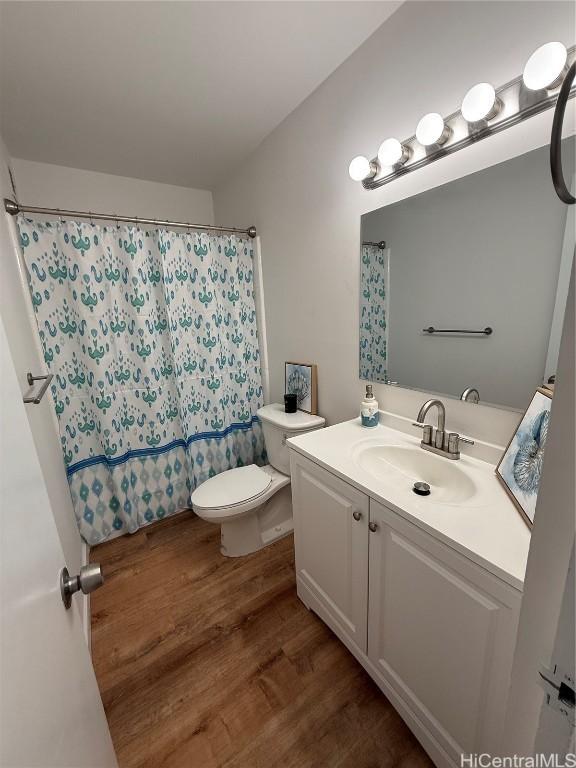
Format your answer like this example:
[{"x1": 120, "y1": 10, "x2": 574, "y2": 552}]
[{"x1": 191, "y1": 404, "x2": 325, "y2": 557}]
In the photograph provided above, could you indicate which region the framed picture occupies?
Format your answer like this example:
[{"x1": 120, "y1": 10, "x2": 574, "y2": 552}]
[
  {"x1": 285, "y1": 362, "x2": 318, "y2": 415},
  {"x1": 496, "y1": 387, "x2": 553, "y2": 529}
]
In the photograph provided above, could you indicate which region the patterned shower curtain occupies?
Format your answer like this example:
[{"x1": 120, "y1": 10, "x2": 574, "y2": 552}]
[
  {"x1": 359, "y1": 243, "x2": 389, "y2": 382},
  {"x1": 19, "y1": 216, "x2": 266, "y2": 544}
]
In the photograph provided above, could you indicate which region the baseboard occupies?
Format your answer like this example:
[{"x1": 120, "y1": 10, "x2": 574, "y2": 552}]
[
  {"x1": 81, "y1": 541, "x2": 92, "y2": 653},
  {"x1": 296, "y1": 577, "x2": 457, "y2": 768}
]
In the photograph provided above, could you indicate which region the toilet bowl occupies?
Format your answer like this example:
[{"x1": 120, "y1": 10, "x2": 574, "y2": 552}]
[{"x1": 191, "y1": 404, "x2": 325, "y2": 557}]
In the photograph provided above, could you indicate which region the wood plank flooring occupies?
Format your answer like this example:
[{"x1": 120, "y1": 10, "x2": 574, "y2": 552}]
[{"x1": 91, "y1": 512, "x2": 434, "y2": 768}]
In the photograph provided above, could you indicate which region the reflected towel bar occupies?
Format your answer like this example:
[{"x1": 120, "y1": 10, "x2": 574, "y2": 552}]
[{"x1": 423, "y1": 327, "x2": 493, "y2": 335}]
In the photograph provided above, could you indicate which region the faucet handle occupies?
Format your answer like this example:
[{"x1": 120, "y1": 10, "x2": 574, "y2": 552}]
[
  {"x1": 447, "y1": 432, "x2": 475, "y2": 455},
  {"x1": 412, "y1": 422, "x2": 433, "y2": 445}
]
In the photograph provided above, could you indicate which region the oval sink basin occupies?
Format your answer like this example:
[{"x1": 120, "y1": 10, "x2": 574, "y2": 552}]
[{"x1": 353, "y1": 444, "x2": 478, "y2": 504}]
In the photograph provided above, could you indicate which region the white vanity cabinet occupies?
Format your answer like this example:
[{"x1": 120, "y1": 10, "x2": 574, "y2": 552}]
[{"x1": 290, "y1": 451, "x2": 522, "y2": 767}]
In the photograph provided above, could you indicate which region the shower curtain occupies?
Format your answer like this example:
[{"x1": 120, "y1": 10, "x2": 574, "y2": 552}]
[
  {"x1": 19, "y1": 216, "x2": 266, "y2": 544},
  {"x1": 360, "y1": 243, "x2": 389, "y2": 382}
]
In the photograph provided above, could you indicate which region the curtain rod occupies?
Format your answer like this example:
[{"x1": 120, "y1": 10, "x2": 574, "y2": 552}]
[{"x1": 3, "y1": 198, "x2": 257, "y2": 238}]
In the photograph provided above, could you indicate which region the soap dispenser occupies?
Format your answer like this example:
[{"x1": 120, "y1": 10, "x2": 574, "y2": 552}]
[{"x1": 361, "y1": 384, "x2": 379, "y2": 427}]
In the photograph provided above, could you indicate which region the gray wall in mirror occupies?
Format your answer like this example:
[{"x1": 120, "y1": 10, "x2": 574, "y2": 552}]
[{"x1": 360, "y1": 139, "x2": 575, "y2": 411}]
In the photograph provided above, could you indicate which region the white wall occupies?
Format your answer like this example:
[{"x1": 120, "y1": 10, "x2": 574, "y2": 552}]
[
  {"x1": 10, "y1": 158, "x2": 214, "y2": 224},
  {"x1": 213, "y1": 0, "x2": 575, "y2": 448}
]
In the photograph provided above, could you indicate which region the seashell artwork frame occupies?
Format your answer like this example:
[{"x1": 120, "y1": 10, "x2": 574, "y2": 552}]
[
  {"x1": 496, "y1": 387, "x2": 553, "y2": 529},
  {"x1": 285, "y1": 362, "x2": 318, "y2": 415}
]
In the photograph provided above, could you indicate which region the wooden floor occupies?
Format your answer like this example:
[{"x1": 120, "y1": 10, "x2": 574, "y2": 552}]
[{"x1": 91, "y1": 512, "x2": 434, "y2": 768}]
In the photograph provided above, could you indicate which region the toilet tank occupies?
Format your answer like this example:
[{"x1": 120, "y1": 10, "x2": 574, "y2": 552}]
[{"x1": 257, "y1": 404, "x2": 325, "y2": 475}]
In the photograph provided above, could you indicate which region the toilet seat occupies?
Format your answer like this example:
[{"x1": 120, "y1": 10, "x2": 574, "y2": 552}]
[{"x1": 191, "y1": 464, "x2": 273, "y2": 515}]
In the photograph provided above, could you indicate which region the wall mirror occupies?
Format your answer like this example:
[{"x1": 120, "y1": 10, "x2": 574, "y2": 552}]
[{"x1": 359, "y1": 138, "x2": 575, "y2": 411}]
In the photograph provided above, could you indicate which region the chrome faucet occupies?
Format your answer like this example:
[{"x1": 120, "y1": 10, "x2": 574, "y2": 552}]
[
  {"x1": 415, "y1": 399, "x2": 446, "y2": 449},
  {"x1": 413, "y1": 398, "x2": 474, "y2": 460},
  {"x1": 461, "y1": 387, "x2": 480, "y2": 404}
]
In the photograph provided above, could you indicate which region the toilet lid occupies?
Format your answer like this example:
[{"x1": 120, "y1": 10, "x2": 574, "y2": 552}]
[{"x1": 191, "y1": 465, "x2": 272, "y2": 510}]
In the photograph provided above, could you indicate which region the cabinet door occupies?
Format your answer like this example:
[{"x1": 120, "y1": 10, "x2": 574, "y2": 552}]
[
  {"x1": 290, "y1": 452, "x2": 369, "y2": 652},
  {"x1": 368, "y1": 499, "x2": 521, "y2": 758}
]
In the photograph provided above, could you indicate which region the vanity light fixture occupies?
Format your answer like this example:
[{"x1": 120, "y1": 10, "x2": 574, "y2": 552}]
[
  {"x1": 415, "y1": 112, "x2": 451, "y2": 147},
  {"x1": 523, "y1": 42, "x2": 568, "y2": 91},
  {"x1": 461, "y1": 82, "x2": 501, "y2": 123},
  {"x1": 348, "y1": 41, "x2": 575, "y2": 191},
  {"x1": 348, "y1": 155, "x2": 378, "y2": 182},
  {"x1": 377, "y1": 138, "x2": 411, "y2": 167}
]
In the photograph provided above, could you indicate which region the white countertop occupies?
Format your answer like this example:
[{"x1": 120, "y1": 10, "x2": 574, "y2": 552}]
[{"x1": 288, "y1": 418, "x2": 531, "y2": 591}]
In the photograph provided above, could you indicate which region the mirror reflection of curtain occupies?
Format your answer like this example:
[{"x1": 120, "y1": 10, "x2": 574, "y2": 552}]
[{"x1": 360, "y1": 244, "x2": 389, "y2": 382}]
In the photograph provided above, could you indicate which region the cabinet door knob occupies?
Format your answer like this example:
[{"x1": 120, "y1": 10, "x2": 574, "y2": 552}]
[
  {"x1": 352, "y1": 510, "x2": 362, "y2": 521},
  {"x1": 368, "y1": 522, "x2": 378, "y2": 533}
]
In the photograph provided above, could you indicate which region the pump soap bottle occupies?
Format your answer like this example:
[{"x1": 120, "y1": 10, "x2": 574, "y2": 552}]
[{"x1": 361, "y1": 384, "x2": 379, "y2": 427}]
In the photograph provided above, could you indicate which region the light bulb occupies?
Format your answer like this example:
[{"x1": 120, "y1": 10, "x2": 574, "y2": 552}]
[
  {"x1": 523, "y1": 42, "x2": 567, "y2": 91},
  {"x1": 461, "y1": 82, "x2": 501, "y2": 122},
  {"x1": 348, "y1": 155, "x2": 376, "y2": 182},
  {"x1": 415, "y1": 113, "x2": 451, "y2": 147},
  {"x1": 377, "y1": 138, "x2": 411, "y2": 167}
]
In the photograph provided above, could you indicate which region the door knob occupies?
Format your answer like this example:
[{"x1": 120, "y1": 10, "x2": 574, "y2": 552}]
[
  {"x1": 60, "y1": 564, "x2": 104, "y2": 609},
  {"x1": 368, "y1": 522, "x2": 378, "y2": 532},
  {"x1": 352, "y1": 510, "x2": 362, "y2": 521}
]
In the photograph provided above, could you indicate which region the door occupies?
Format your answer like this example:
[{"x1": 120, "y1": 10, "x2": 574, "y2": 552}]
[
  {"x1": 534, "y1": 544, "x2": 575, "y2": 754},
  {"x1": 290, "y1": 452, "x2": 369, "y2": 652},
  {"x1": 0, "y1": 316, "x2": 117, "y2": 768},
  {"x1": 367, "y1": 499, "x2": 521, "y2": 758},
  {"x1": 504, "y1": 266, "x2": 575, "y2": 755},
  {"x1": 0, "y1": 150, "x2": 82, "y2": 580}
]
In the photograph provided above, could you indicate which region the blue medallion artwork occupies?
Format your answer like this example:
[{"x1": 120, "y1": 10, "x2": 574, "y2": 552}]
[
  {"x1": 359, "y1": 244, "x2": 389, "y2": 382},
  {"x1": 497, "y1": 388, "x2": 552, "y2": 525},
  {"x1": 19, "y1": 215, "x2": 266, "y2": 543}
]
